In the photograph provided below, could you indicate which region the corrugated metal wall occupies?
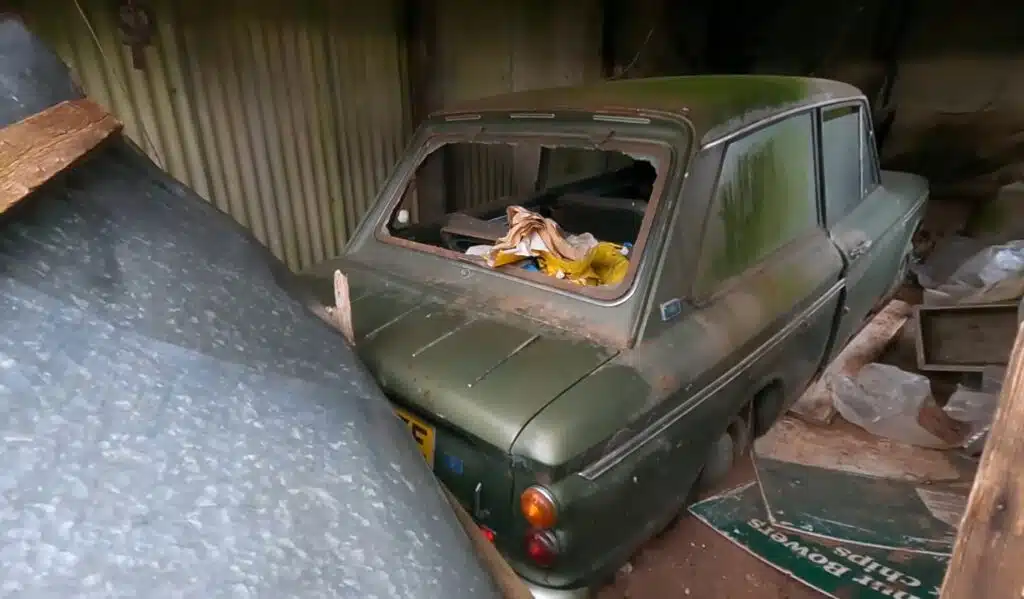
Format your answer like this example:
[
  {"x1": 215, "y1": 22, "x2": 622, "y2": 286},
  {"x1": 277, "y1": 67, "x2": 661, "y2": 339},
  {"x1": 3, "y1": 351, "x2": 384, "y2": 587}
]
[
  {"x1": 26, "y1": 0, "x2": 411, "y2": 272},
  {"x1": 436, "y1": 0, "x2": 603, "y2": 209},
  {"x1": 23, "y1": 0, "x2": 600, "y2": 271}
]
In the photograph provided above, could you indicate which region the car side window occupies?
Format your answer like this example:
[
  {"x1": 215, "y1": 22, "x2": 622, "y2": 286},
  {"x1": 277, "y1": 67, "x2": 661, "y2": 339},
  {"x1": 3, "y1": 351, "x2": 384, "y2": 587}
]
[
  {"x1": 821, "y1": 104, "x2": 871, "y2": 227},
  {"x1": 695, "y1": 112, "x2": 818, "y2": 296}
]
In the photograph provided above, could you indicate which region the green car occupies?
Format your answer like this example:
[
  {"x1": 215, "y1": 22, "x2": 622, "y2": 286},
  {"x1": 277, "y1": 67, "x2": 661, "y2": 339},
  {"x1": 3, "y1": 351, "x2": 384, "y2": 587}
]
[{"x1": 300, "y1": 75, "x2": 927, "y2": 598}]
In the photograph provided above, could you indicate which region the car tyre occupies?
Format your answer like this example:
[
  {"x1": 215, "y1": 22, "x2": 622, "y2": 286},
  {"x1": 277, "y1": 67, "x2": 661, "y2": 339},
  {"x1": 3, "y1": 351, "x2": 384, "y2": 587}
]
[
  {"x1": 660, "y1": 408, "x2": 753, "y2": 538},
  {"x1": 697, "y1": 408, "x2": 751, "y2": 490},
  {"x1": 729, "y1": 403, "x2": 754, "y2": 457},
  {"x1": 699, "y1": 431, "x2": 735, "y2": 488}
]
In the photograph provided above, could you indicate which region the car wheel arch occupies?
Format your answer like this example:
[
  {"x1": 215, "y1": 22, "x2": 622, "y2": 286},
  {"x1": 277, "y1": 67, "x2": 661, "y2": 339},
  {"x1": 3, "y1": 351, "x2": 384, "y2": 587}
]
[{"x1": 751, "y1": 379, "x2": 786, "y2": 438}]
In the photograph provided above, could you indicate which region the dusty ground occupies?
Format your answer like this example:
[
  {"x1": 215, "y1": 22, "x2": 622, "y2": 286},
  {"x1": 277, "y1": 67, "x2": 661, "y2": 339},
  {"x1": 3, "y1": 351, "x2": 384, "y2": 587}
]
[
  {"x1": 594, "y1": 458, "x2": 821, "y2": 599},
  {"x1": 595, "y1": 517, "x2": 820, "y2": 599}
]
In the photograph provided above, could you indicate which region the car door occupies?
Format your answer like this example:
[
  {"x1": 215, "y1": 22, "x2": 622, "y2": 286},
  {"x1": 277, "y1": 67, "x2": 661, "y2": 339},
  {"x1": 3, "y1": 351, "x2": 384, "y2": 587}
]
[
  {"x1": 821, "y1": 102, "x2": 912, "y2": 359},
  {"x1": 561, "y1": 113, "x2": 844, "y2": 579}
]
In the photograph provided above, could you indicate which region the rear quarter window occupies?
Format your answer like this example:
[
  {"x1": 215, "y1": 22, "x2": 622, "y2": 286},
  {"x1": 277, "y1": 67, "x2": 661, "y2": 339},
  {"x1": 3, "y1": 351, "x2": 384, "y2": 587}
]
[
  {"x1": 821, "y1": 104, "x2": 878, "y2": 227},
  {"x1": 695, "y1": 112, "x2": 818, "y2": 296}
]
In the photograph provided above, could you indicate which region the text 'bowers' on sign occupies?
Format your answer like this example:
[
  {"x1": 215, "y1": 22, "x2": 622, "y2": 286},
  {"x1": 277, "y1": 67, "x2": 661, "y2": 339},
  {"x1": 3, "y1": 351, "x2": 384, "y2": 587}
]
[{"x1": 749, "y1": 518, "x2": 943, "y2": 599}]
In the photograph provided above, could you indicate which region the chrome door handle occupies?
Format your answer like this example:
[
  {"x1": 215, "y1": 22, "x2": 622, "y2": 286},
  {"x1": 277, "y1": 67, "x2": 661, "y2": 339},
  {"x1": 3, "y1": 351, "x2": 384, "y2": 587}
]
[{"x1": 848, "y1": 239, "x2": 872, "y2": 259}]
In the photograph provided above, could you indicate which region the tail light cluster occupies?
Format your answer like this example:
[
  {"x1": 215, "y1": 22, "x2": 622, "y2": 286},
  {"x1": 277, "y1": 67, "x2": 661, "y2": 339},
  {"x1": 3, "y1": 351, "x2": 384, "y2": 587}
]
[{"x1": 520, "y1": 485, "x2": 561, "y2": 568}]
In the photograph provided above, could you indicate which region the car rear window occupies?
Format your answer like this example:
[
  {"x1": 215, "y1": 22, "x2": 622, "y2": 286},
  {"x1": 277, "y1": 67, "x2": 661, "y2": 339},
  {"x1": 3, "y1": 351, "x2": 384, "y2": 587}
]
[{"x1": 378, "y1": 131, "x2": 675, "y2": 300}]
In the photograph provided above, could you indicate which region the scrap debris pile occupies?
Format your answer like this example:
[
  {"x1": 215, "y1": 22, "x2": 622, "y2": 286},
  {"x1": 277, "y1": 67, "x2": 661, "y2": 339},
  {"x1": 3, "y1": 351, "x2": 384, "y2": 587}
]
[
  {"x1": 827, "y1": 190, "x2": 1024, "y2": 457},
  {"x1": 465, "y1": 206, "x2": 631, "y2": 287}
]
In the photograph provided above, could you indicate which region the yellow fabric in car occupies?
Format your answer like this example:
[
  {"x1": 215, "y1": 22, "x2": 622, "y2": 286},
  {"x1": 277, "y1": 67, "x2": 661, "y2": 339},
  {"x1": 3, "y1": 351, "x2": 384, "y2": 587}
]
[{"x1": 538, "y1": 242, "x2": 629, "y2": 287}]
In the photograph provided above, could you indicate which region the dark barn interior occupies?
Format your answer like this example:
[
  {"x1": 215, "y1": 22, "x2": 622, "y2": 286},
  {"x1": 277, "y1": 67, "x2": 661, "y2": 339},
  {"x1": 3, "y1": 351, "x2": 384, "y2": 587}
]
[{"x1": 0, "y1": 1, "x2": 1022, "y2": 598}]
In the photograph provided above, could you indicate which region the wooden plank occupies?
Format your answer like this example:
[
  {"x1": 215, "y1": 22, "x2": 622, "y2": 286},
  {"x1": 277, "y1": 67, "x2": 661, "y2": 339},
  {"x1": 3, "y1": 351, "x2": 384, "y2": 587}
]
[
  {"x1": 789, "y1": 299, "x2": 913, "y2": 425},
  {"x1": 331, "y1": 269, "x2": 354, "y2": 344},
  {"x1": 754, "y1": 416, "x2": 974, "y2": 484},
  {"x1": 0, "y1": 98, "x2": 121, "y2": 215},
  {"x1": 939, "y1": 321, "x2": 1024, "y2": 599}
]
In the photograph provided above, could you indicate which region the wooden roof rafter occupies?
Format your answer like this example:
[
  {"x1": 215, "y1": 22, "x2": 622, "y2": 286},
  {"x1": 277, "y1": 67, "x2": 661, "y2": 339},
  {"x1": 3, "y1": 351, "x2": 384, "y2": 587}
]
[{"x1": 0, "y1": 98, "x2": 121, "y2": 215}]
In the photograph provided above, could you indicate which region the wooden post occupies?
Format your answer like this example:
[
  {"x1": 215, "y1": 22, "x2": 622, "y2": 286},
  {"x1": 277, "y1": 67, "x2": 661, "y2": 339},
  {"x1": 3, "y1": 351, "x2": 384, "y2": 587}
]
[
  {"x1": 0, "y1": 99, "x2": 121, "y2": 215},
  {"x1": 403, "y1": 0, "x2": 447, "y2": 223},
  {"x1": 331, "y1": 269, "x2": 354, "y2": 344},
  {"x1": 939, "y1": 320, "x2": 1024, "y2": 599}
]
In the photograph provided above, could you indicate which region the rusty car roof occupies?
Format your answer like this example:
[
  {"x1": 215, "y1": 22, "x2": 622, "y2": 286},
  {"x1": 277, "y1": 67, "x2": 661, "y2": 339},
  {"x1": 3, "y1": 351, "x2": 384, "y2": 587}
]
[{"x1": 431, "y1": 75, "x2": 864, "y2": 145}]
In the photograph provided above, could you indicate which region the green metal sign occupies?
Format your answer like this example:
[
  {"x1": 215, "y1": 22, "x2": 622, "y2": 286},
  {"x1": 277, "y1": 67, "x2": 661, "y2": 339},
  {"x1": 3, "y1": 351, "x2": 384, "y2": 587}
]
[{"x1": 689, "y1": 482, "x2": 949, "y2": 599}]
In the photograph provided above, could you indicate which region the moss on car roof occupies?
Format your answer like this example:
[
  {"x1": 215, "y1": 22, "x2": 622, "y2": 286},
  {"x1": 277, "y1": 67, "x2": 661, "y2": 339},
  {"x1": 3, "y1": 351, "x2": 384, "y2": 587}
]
[{"x1": 432, "y1": 75, "x2": 863, "y2": 146}]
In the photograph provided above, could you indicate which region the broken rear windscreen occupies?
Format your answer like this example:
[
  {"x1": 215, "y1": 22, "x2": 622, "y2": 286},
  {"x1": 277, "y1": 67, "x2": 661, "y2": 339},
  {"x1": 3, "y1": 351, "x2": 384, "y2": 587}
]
[{"x1": 380, "y1": 134, "x2": 670, "y2": 294}]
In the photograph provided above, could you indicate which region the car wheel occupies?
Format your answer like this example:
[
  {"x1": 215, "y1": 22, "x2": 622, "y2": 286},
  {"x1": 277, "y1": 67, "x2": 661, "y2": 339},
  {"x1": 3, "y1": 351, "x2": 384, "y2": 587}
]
[
  {"x1": 698, "y1": 431, "x2": 735, "y2": 489},
  {"x1": 698, "y1": 407, "x2": 753, "y2": 491},
  {"x1": 733, "y1": 403, "x2": 757, "y2": 454},
  {"x1": 661, "y1": 409, "x2": 752, "y2": 537},
  {"x1": 753, "y1": 386, "x2": 785, "y2": 438}
]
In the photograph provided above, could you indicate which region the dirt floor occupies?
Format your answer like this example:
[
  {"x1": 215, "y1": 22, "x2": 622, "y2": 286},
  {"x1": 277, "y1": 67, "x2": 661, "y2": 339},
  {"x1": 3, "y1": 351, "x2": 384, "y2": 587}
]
[
  {"x1": 595, "y1": 518, "x2": 820, "y2": 599},
  {"x1": 595, "y1": 458, "x2": 821, "y2": 599}
]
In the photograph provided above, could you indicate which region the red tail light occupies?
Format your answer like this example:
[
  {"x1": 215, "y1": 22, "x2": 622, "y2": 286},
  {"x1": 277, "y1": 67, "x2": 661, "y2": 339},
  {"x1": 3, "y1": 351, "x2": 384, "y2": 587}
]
[
  {"x1": 479, "y1": 525, "x2": 496, "y2": 543},
  {"x1": 525, "y1": 530, "x2": 559, "y2": 568}
]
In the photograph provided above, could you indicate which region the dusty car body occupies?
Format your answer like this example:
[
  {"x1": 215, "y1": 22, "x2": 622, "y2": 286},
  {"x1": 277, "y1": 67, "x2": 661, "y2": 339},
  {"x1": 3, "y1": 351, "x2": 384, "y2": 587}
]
[
  {"x1": 0, "y1": 20, "x2": 502, "y2": 599},
  {"x1": 302, "y1": 75, "x2": 927, "y2": 597}
]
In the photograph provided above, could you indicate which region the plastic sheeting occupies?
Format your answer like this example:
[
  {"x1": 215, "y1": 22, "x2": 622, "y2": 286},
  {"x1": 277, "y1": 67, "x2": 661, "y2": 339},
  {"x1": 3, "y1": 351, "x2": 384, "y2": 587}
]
[
  {"x1": 832, "y1": 363, "x2": 951, "y2": 448},
  {"x1": 914, "y1": 235, "x2": 1024, "y2": 305}
]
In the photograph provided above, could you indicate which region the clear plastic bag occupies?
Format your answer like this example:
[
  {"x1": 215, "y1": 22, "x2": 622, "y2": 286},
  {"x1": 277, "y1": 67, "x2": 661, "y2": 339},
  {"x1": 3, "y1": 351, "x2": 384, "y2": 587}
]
[
  {"x1": 911, "y1": 235, "x2": 987, "y2": 290},
  {"x1": 832, "y1": 363, "x2": 949, "y2": 448},
  {"x1": 944, "y1": 386, "x2": 999, "y2": 424},
  {"x1": 943, "y1": 366, "x2": 1006, "y2": 455},
  {"x1": 928, "y1": 240, "x2": 1024, "y2": 305}
]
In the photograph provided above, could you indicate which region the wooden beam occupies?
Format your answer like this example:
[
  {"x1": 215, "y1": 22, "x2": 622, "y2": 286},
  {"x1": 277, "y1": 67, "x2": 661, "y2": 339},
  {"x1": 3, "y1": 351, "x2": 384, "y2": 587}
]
[
  {"x1": 403, "y1": 0, "x2": 447, "y2": 223},
  {"x1": 331, "y1": 269, "x2": 355, "y2": 345},
  {"x1": 939, "y1": 321, "x2": 1024, "y2": 599},
  {"x1": 0, "y1": 98, "x2": 121, "y2": 215}
]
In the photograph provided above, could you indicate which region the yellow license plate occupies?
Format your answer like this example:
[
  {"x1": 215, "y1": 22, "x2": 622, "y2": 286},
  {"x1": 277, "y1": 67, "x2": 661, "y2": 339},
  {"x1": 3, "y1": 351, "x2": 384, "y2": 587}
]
[{"x1": 395, "y1": 407, "x2": 436, "y2": 468}]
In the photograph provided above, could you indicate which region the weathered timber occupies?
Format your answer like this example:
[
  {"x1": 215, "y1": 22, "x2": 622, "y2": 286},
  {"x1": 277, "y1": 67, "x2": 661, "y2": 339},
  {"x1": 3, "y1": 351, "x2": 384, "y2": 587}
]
[
  {"x1": 939, "y1": 321, "x2": 1024, "y2": 599},
  {"x1": 0, "y1": 98, "x2": 120, "y2": 214}
]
